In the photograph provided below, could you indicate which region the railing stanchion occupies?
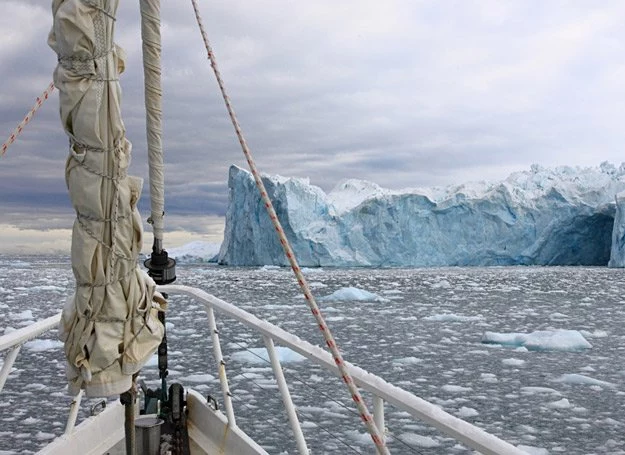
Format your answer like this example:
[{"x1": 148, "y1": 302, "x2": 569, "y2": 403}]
[
  {"x1": 0, "y1": 346, "x2": 21, "y2": 394},
  {"x1": 64, "y1": 390, "x2": 84, "y2": 435},
  {"x1": 206, "y1": 306, "x2": 236, "y2": 426},
  {"x1": 263, "y1": 335, "x2": 309, "y2": 455},
  {"x1": 373, "y1": 395, "x2": 385, "y2": 444}
]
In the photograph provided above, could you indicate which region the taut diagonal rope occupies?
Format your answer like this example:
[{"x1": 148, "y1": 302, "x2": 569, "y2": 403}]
[
  {"x1": 189, "y1": 1, "x2": 389, "y2": 453},
  {"x1": 1, "y1": 82, "x2": 55, "y2": 158}
]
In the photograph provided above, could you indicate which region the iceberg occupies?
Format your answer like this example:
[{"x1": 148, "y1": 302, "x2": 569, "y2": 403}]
[
  {"x1": 167, "y1": 241, "x2": 221, "y2": 263},
  {"x1": 218, "y1": 162, "x2": 625, "y2": 267},
  {"x1": 481, "y1": 330, "x2": 592, "y2": 352}
]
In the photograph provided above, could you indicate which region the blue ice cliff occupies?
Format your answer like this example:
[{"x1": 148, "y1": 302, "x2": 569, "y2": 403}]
[
  {"x1": 608, "y1": 190, "x2": 625, "y2": 267},
  {"x1": 218, "y1": 162, "x2": 625, "y2": 267}
]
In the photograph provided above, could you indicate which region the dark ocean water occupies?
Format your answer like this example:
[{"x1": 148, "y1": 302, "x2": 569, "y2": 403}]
[{"x1": 0, "y1": 257, "x2": 624, "y2": 454}]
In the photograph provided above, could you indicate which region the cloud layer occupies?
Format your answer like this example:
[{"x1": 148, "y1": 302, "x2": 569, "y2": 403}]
[{"x1": 2, "y1": 1, "x2": 625, "y2": 249}]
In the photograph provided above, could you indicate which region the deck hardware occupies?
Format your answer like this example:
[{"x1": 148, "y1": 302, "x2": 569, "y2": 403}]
[
  {"x1": 90, "y1": 399, "x2": 107, "y2": 416},
  {"x1": 206, "y1": 395, "x2": 219, "y2": 411}
]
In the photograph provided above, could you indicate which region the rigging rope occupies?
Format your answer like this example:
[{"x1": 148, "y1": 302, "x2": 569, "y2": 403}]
[
  {"x1": 189, "y1": 1, "x2": 389, "y2": 453},
  {"x1": 1, "y1": 82, "x2": 55, "y2": 158}
]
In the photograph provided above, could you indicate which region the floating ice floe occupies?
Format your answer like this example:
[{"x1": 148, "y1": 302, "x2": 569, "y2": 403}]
[
  {"x1": 520, "y1": 387, "x2": 561, "y2": 396},
  {"x1": 431, "y1": 279, "x2": 451, "y2": 289},
  {"x1": 230, "y1": 347, "x2": 307, "y2": 365},
  {"x1": 29, "y1": 285, "x2": 66, "y2": 292},
  {"x1": 502, "y1": 358, "x2": 526, "y2": 367},
  {"x1": 182, "y1": 374, "x2": 216, "y2": 383},
  {"x1": 547, "y1": 398, "x2": 572, "y2": 409},
  {"x1": 398, "y1": 433, "x2": 440, "y2": 448},
  {"x1": 555, "y1": 373, "x2": 615, "y2": 388},
  {"x1": 319, "y1": 286, "x2": 388, "y2": 302},
  {"x1": 441, "y1": 384, "x2": 472, "y2": 393},
  {"x1": 392, "y1": 356, "x2": 422, "y2": 365},
  {"x1": 518, "y1": 445, "x2": 550, "y2": 455},
  {"x1": 9, "y1": 310, "x2": 34, "y2": 320},
  {"x1": 456, "y1": 406, "x2": 479, "y2": 418},
  {"x1": 481, "y1": 329, "x2": 591, "y2": 352},
  {"x1": 24, "y1": 339, "x2": 64, "y2": 352},
  {"x1": 423, "y1": 313, "x2": 482, "y2": 322}
]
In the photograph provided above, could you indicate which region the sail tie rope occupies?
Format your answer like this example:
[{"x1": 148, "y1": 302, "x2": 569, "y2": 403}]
[
  {"x1": 1, "y1": 82, "x2": 55, "y2": 158},
  {"x1": 189, "y1": 1, "x2": 389, "y2": 453}
]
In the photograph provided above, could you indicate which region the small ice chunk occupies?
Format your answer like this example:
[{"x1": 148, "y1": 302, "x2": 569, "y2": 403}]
[
  {"x1": 518, "y1": 445, "x2": 550, "y2": 455},
  {"x1": 423, "y1": 313, "x2": 482, "y2": 322},
  {"x1": 392, "y1": 357, "x2": 422, "y2": 365},
  {"x1": 231, "y1": 347, "x2": 307, "y2": 365},
  {"x1": 547, "y1": 398, "x2": 571, "y2": 409},
  {"x1": 9, "y1": 310, "x2": 33, "y2": 320},
  {"x1": 520, "y1": 387, "x2": 561, "y2": 396},
  {"x1": 457, "y1": 406, "x2": 479, "y2": 418},
  {"x1": 34, "y1": 431, "x2": 56, "y2": 441},
  {"x1": 320, "y1": 287, "x2": 388, "y2": 302},
  {"x1": 183, "y1": 374, "x2": 216, "y2": 383},
  {"x1": 399, "y1": 433, "x2": 440, "y2": 448},
  {"x1": 431, "y1": 280, "x2": 451, "y2": 289},
  {"x1": 441, "y1": 384, "x2": 472, "y2": 393},
  {"x1": 22, "y1": 417, "x2": 41, "y2": 425},
  {"x1": 502, "y1": 358, "x2": 525, "y2": 367},
  {"x1": 24, "y1": 339, "x2": 64, "y2": 352},
  {"x1": 480, "y1": 373, "x2": 498, "y2": 383}
]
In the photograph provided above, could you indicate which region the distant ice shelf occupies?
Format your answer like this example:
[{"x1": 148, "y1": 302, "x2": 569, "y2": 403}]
[{"x1": 217, "y1": 162, "x2": 625, "y2": 267}]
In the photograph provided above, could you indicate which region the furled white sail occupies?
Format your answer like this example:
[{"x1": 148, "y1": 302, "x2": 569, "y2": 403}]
[{"x1": 49, "y1": 0, "x2": 165, "y2": 397}]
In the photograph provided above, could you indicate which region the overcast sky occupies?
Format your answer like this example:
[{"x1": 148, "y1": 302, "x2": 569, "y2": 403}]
[{"x1": 2, "y1": 0, "x2": 625, "y2": 253}]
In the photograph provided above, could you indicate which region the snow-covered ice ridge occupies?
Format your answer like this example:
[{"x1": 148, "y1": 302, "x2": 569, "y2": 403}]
[{"x1": 219, "y1": 162, "x2": 625, "y2": 267}]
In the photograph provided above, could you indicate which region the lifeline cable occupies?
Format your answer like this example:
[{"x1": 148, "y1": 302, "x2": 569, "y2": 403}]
[
  {"x1": 189, "y1": 1, "x2": 389, "y2": 453},
  {"x1": 1, "y1": 82, "x2": 55, "y2": 158}
]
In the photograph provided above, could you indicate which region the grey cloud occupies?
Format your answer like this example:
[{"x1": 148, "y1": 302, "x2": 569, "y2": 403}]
[{"x1": 3, "y1": 1, "x2": 625, "y2": 233}]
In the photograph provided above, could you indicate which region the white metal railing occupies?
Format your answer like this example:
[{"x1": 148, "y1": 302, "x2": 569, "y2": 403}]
[
  {"x1": 0, "y1": 286, "x2": 526, "y2": 455},
  {"x1": 0, "y1": 313, "x2": 87, "y2": 438},
  {"x1": 0, "y1": 314, "x2": 61, "y2": 394}
]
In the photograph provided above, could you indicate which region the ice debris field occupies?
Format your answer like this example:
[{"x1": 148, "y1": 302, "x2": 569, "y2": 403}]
[{"x1": 1, "y1": 260, "x2": 624, "y2": 454}]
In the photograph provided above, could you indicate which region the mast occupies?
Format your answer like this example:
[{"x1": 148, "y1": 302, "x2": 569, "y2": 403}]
[{"x1": 140, "y1": 0, "x2": 176, "y2": 284}]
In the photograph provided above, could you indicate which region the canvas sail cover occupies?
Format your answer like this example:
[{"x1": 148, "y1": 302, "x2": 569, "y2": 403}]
[{"x1": 49, "y1": 0, "x2": 165, "y2": 397}]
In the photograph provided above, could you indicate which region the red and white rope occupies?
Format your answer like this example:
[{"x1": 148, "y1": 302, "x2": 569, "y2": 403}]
[
  {"x1": 1, "y1": 82, "x2": 55, "y2": 158},
  {"x1": 190, "y1": 1, "x2": 389, "y2": 453}
]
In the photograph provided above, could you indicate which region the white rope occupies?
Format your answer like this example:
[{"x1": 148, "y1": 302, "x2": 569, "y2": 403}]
[
  {"x1": 1, "y1": 82, "x2": 55, "y2": 158},
  {"x1": 189, "y1": 1, "x2": 390, "y2": 453},
  {"x1": 140, "y1": 0, "x2": 165, "y2": 247}
]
